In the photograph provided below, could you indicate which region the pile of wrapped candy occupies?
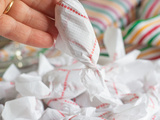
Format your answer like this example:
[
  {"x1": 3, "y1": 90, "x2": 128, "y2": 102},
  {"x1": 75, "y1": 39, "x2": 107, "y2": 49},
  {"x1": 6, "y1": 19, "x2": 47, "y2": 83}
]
[{"x1": 1, "y1": 0, "x2": 160, "y2": 120}]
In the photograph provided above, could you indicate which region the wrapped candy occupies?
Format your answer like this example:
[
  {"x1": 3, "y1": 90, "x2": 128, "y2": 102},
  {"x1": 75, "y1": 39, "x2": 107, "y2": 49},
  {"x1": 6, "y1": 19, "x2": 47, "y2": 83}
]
[
  {"x1": 55, "y1": 0, "x2": 109, "y2": 99},
  {"x1": 0, "y1": 64, "x2": 19, "y2": 103},
  {"x1": 1, "y1": 97, "x2": 44, "y2": 120}
]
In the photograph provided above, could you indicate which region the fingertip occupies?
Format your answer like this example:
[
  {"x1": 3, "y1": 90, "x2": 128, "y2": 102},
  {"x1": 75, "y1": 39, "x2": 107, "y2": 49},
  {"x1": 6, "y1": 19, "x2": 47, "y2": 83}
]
[
  {"x1": 45, "y1": 39, "x2": 55, "y2": 48},
  {"x1": 53, "y1": 0, "x2": 61, "y2": 4}
]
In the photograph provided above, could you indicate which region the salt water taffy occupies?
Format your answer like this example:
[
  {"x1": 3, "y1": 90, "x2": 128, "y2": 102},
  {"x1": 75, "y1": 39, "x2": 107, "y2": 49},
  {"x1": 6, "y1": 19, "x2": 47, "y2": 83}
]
[{"x1": 55, "y1": 0, "x2": 108, "y2": 98}]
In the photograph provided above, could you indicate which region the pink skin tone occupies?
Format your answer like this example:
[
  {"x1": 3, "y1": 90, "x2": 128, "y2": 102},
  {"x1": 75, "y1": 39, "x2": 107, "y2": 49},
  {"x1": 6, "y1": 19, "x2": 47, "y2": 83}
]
[{"x1": 0, "y1": 0, "x2": 60, "y2": 48}]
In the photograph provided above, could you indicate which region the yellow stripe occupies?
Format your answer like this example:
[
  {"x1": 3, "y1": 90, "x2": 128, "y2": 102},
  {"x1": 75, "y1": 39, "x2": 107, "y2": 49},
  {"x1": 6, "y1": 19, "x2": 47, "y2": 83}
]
[
  {"x1": 96, "y1": 33, "x2": 105, "y2": 49},
  {"x1": 156, "y1": 39, "x2": 160, "y2": 46},
  {"x1": 53, "y1": 51, "x2": 61, "y2": 58},
  {"x1": 153, "y1": 4, "x2": 160, "y2": 17},
  {"x1": 1, "y1": 50, "x2": 8, "y2": 61},
  {"x1": 26, "y1": 46, "x2": 36, "y2": 52},
  {"x1": 0, "y1": 78, "x2": 2, "y2": 81},
  {"x1": 85, "y1": 9, "x2": 111, "y2": 25},
  {"x1": 113, "y1": 21, "x2": 119, "y2": 27},
  {"x1": 128, "y1": 0, "x2": 137, "y2": 7},
  {"x1": 97, "y1": 34, "x2": 104, "y2": 41},
  {"x1": 125, "y1": 44, "x2": 140, "y2": 53},
  {"x1": 26, "y1": 46, "x2": 36, "y2": 56},
  {"x1": 129, "y1": 19, "x2": 160, "y2": 43},
  {"x1": 90, "y1": 0, "x2": 125, "y2": 16},
  {"x1": 138, "y1": 49, "x2": 160, "y2": 58}
]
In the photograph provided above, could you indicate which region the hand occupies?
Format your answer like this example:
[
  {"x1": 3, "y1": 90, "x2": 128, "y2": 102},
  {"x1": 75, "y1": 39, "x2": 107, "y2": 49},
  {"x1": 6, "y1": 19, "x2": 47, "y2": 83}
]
[{"x1": 0, "y1": 0, "x2": 59, "y2": 48}]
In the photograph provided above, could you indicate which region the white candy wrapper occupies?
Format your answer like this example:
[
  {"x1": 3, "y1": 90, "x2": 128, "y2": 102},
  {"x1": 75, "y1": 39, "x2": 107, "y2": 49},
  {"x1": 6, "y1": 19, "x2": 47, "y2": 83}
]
[
  {"x1": 43, "y1": 99, "x2": 81, "y2": 115},
  {"x1": 48, "y1": 53, "x2": 75, "y2": 67},
  {"x1": 0, "y1": 64, "x2": 19, "y2": 103},
  {"x1": 55, "y1": 0, "x2": 108, "y2": 99},
  {"x1": 0, "y1": 81, "x2": 17, "y2": 103},
  {"x1": 15, "y1": 74, "x2": 52, "y2": 99},
  {"x1": 2, "y1": 64, "x2": 20, "y2": 82},
  {"x1": 42, "y1": 62, "x2": 86, "y2": 100},
  {"x1": 15, "y1": 54, "x2": 54, "y2": 99},
  {"x1": 39, "y1": 108, "x2": 65, "y2": 120},
  {"x1": 55, "y1": 0, "x2": 99, "y2": 68},
  {"x1": 2, "y1": 97, "x2": 44, "y2": 120},
  {"x1": 0, "y1": 105, "x2": 3, "y2": 120},
  {"x1": 103, "y1": 27, "x2": 125, "y2": 61},
  {"x1": 38, "y1": 54, "x2": 54, "y2": 76}
]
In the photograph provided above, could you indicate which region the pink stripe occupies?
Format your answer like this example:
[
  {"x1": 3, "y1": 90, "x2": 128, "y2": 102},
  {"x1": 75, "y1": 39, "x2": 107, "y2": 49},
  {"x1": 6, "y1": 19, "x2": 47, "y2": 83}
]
[
  {"x1": 58, "y1": 69, "x2": 81, "y2": 72},
  {"x1": 149, "y1": 97, "x2": 155, "y2": 109},
  {"x1": 152, "y1": 116, "x2": 156, "y2": 120},
  {"x1": 101, "y1": 118, "x2": 107, "y2": 120},
  {"x1": 145, "y1": 0, "x2": 159, "y2": 19},
  {"x1": 96, "y1": 103, "x2": 109, "y2": 109},
  {"x1": 47, "y1": 99, "x2": 57, "y2": 106},
  {"x1": 113, "y1": 82, "x2": 118, "y2": 95},
  {"x1": 125, "y1": 12, "x2": 130, "y2": 26},
  {"x1": 69, "y1": 39, "x2": 86, "y2": 50},
  {"x1": 123, "y1": 0, "x2": 133, "y2": 8},
  {"x1": 58, "y1": 110, "x2": 65, "y2": 117},
  {"x1": 58, "y1": 69, "x2": 69, "y2": 72},
  {"x1": 89, "y1": 17, "x2": 107, "y2": 28},
  {"x1": 60, "y1": 71, "x2": 71, "y2": 99},
  {"x1": 98, "y1": 111, "x2": 110, "y2": 117},
  {"x1": 57, "y1": 2, "x2": 88, "y2": 19},
  {"x1": 83, "y1": 1, "x2": 121, "y2": 18},
  {"x1": 10, "y1": 82, "x2": 15, "y2": 85},
  {"x1": 149, "y1": 55, "x2": 160, "y2": 60},
  {"x1": 89, "y1": 39, "x2": 97, "y2": 63},
  {"x1": 69, "y1": 115, "x2": 77, "y2": 120},
  {"x1": 138, "y1": 25, "x2": 160, "y2": 44},
  {"x1": 64, "y1": 100, "x2": 78, "y2": 106},
  {"x1": 130, "y1": 94, "x2": 139, "y2": 102}
]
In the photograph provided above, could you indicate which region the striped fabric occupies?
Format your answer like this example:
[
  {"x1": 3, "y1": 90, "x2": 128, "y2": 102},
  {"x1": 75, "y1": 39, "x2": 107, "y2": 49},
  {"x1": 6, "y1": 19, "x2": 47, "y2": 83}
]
[
  {"x1": 125, "y1": 44, "x2": 160, "y2": 60},
  {"x1": 123, "y1": 15, "x2": 160, "y2": 46},
  {"x1": 100, "y1": 44, "x2": 160, "y2": 60},
  {"x1": 81, "y1": 0, "x2": 140, "y2": 47},
  {"x1": 140, "y1": 0, "x2": 160, "y2": 19}
]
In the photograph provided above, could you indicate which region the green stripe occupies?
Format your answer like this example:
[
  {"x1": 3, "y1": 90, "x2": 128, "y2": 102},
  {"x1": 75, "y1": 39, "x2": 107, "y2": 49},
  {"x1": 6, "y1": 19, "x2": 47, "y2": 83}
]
[
  {"x1": 123, "y1": 15, "x2": 160, "y2": 40},
  {"x1": 142, "y1": 0, "x2": 154, "y2": 15},
  {"x1": 100, "y1": 53, "x2": 109, "y2": 57},
  {"x1": 92, "y1": 23, "x2": 104, "y2": 34},
  {"x1": 147, "y1": 32, "x2": 160, "y2": 45},
  {"x1": 140, "y1": 45, "x2": 152, "y2": 51},
  {"x1": 37, "y1": 48, "x2": 49, "y2": 56},
  {"x1": 123, "y1": 20, "x2": 142, "y2": 40},
  {"x1": 10, "y1": 56, "x2": 14, "y2": 60},
  {"x1": 83, "y1": 4, "x2": 115, "y2": 22},
  {"x1": 109, "y1": 0, "x2": 128, "y2": 12},
  {"x1": 120, "y1": 17, "x2": 124, "y2": 28}
]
